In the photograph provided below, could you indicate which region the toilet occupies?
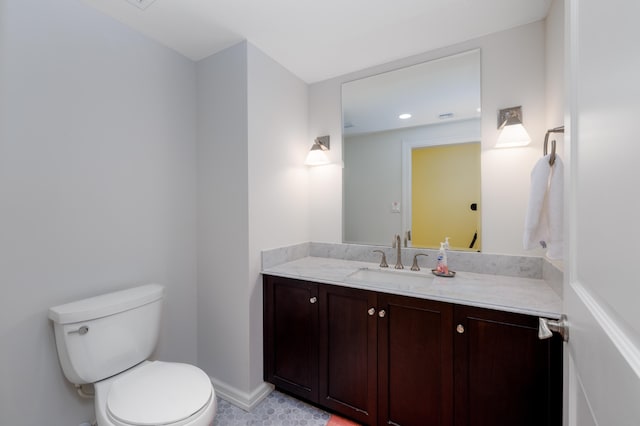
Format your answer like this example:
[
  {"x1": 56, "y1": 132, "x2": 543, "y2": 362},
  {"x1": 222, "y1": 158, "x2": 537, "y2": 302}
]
[{"x1": 49, "y1": 284, "x2": 216, "y2": 426}]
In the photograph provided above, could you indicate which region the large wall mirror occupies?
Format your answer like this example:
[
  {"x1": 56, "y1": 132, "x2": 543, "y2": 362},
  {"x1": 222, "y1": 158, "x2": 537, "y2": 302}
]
[{"x1": 342, "y1": 49, "x2": 482, "y2": 251}]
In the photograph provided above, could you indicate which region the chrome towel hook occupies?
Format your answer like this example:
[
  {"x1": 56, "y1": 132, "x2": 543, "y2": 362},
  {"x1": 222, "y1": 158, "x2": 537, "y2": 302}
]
[{"x1": 544, "y1": 126, "x2": 564, "y2": 166}]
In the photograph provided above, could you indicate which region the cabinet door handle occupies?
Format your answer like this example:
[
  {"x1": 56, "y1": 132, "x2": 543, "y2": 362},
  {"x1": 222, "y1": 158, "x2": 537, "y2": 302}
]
[
  {"x1": 456, "y1": 324, "x2": 465, "y2": 334},
  {"x1": 310, "y1": 297, "x2": 317, "y2": 304},
  {"x1": 538, "y1": 315, "x2": 569, "y2": 342},
  {"x1": 368, "y1": 307, "x2": 376, "y2": 316},
  {"x1": 378, "y1": 309, "x2": 386, "y2": 318}
]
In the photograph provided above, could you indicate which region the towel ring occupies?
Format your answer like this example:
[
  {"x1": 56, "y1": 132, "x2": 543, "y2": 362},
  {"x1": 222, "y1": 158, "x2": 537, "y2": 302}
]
[{"x1": 543, "y1": 126, "x2": 564, "y2": 166}]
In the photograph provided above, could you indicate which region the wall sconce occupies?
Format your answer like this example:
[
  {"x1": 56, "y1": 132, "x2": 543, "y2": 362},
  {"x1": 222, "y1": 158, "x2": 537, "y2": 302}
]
[
  {"x1": 495, "y1": 106, "x2": 532, "y2": 148},
  {"x1": 304, "y1": 136, "x2": 330, "y2": 166}
]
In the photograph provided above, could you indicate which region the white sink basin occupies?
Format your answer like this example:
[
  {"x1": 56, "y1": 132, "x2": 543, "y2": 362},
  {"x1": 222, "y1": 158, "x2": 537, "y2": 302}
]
[{"x1": 346, "y1": 268, "x2": 433, "y2": 288}]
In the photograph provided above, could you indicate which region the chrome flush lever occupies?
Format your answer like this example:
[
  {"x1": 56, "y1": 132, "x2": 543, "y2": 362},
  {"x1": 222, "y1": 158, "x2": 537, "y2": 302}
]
[
  {"x1": 538, "y1": 315, "x2": 568, "y2": 342},
  {"x1": 68, "y1": 325, "x2": 89, "y2": 335}
]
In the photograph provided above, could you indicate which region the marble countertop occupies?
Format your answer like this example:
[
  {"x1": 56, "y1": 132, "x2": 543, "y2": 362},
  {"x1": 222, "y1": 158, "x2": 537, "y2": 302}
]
[{"x1": 262, "y1": 256, "x2": 562, "y2": 319}]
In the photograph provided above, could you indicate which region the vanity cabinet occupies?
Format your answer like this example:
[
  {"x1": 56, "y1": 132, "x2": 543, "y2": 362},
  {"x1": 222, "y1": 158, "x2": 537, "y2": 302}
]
[
  {"x1": 263, "y1": 275, "x2": 319, "y2": 401},
  {"x1": 376, "y1": 293, "x2": 454, "y2": 426},
  {"x1": 453, "y1": 305, "x2": 562, "y2": 426},
  {"x1": 263, "y1": 275, "x2": 562, "y2": 426},
  {"x1": 318, "y1": 284, "x2": 378, "y2": 424}
]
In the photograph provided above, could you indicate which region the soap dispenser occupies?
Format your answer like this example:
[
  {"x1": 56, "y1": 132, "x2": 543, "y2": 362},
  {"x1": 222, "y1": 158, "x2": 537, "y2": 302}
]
[{"x1": 436, "y1": 242, "x2": 449, "y2": 275}]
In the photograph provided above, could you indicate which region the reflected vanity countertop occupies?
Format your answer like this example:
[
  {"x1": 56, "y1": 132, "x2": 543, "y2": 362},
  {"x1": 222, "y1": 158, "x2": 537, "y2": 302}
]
[{"x1": 262, "y1": 256, "x2": 562, "y2": 319}]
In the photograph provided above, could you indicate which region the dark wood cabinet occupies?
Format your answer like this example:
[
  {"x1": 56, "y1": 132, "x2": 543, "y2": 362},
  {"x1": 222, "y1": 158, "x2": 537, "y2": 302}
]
[
  {"x1": 318, "y1": 284, "x2": 378, "y2": 424},
  {"x1": 263, "y1": 275, "x2": 562, "y2": 426},
  {"x1": 263, "y1": 275, "x2": 319, "y2": 402},
  {"x1": 453, "y1": 305, "x2": 562, "y2": 426},
  {"x1": 377, "y1": 293, "x2": 454, "y2": 426}
]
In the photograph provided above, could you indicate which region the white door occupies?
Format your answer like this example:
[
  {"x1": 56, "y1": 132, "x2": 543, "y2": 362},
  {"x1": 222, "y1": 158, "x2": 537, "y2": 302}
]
[{"x1": 566, "y1": 0, "x2": 640, "y2": 424}]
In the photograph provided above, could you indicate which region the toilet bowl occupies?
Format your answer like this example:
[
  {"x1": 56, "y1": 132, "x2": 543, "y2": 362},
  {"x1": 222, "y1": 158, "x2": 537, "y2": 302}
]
[
  {"x1": 94, "y1": 361, "x2": 216, "y2": 426},
  {"x1": 48, "y1": 284, "x2": 216, "y2": 426}
]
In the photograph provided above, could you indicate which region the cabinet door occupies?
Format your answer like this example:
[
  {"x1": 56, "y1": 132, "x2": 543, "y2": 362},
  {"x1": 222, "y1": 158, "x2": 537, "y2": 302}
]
[
  {"x1": 453, "y1": 305, "x2": 562, "y2": 426},
  {"x1": 377, "y1": 294, "x2": 454, "y2": 426},
  {"x1": 319, "y1": 284, "x2": 377, "y2": 425},
  {"x1": 263, "y1": 275, "x2": 319, "y2": 402}
]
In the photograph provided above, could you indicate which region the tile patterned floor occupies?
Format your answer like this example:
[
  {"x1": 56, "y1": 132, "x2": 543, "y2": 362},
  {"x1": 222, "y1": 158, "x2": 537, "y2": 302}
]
[{"x1": 213, "y1": 390, "x2": 331, "y2": 425}]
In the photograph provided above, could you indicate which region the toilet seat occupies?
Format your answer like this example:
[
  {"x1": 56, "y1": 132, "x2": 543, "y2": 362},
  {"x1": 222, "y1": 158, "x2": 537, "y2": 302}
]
[{"x1": 106, "y1": 361, "x2": 213, "y2": 426}]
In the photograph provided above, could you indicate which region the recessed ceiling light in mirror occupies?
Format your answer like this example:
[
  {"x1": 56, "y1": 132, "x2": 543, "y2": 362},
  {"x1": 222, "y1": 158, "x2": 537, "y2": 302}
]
[{"x1": 398, "y1": 113, "x2": 412, "y2": 120}]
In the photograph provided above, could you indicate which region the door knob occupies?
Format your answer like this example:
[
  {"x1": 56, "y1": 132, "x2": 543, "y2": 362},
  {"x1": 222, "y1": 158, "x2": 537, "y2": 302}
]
[
  {"x1": 456, "y1": 324, "x2": 465, "y2": 334},
  {"x1": 378, "y1": 309, "x2": 386, "y2": 318},
  {"x1": 368, "y1": 307, "x2": 376, "y2": 316},
  {"x1": 309, "y1": 297, "x2": 317, "y2": 304}
]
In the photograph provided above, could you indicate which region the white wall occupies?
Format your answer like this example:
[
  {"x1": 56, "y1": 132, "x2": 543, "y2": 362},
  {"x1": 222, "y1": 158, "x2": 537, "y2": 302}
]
[
  {"x1": 196, "y1": 42, "x2": 251, "y2": 397},
  {"x1": 309, "y1": 21, "x2": 548, "y2": 255},
  {"x1": 247, "y1": 43, "x2": 310, "y2": 392},
  {"x1": 196, "y1": 41, "x2": 309, "y2": 404},
  {"x1": 546, "y1": 0, "x2": 566, "y2": 140},
  {"x1": 0, "y1": 0, "x2": 198, "y2": 425}
]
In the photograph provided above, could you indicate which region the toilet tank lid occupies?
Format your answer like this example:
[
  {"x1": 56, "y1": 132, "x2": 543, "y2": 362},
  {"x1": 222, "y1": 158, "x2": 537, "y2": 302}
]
[{"x1": 49, "y1": 284, "x2": 164, "y2": 324}]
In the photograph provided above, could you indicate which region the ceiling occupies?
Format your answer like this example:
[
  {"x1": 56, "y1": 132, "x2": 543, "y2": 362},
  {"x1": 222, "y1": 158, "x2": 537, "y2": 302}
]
[{"x1": 81, "y1": 0, "x2": 552, "y2": 83}]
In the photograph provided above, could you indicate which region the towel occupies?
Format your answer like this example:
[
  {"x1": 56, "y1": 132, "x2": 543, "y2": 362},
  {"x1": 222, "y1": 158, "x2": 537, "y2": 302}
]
[{"x1": 523, "y1": 153, "x2": 564, "y2": 259}]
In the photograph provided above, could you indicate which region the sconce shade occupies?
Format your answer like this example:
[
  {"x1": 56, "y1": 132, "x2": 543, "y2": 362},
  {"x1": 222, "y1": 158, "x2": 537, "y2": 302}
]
[
  {"x1": 496, "y1": 123, "x2": 532, "y2": 147},
  {"x1": 304, "y1": 136, "x2": 330, "y2": 166},
  {"x1": 496, "y1": 106, "x2": 531, "y2": 148}
]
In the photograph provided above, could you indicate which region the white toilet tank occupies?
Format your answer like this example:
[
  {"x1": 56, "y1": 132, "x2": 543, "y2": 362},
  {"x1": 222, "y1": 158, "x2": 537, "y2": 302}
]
[{"x1": 48, "y1": 284, "x2": 164, "y2": 385}]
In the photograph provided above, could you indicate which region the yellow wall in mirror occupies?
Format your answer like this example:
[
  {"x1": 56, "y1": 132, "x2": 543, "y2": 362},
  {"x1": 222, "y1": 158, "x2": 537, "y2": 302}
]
[{"x1": 411, "y1": 143, "x2": 481, "y2": 250}]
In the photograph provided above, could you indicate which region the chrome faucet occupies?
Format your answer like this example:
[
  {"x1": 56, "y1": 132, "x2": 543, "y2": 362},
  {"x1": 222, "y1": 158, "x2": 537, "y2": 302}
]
[
  {"x1": 410, "y1": 253, "x2": 428, "y2": 271},
  {"x1": 394, "y1": 234, "x2": 404, "y2": 269},
  {"x1": 372, "y1": 250, "x2": 389, "y2": 268}
]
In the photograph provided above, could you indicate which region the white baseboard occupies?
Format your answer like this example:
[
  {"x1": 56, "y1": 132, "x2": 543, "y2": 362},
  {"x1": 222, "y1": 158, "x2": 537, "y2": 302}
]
[{"x1": 210, "y1": 377, "x2": 274, "y2": 411}]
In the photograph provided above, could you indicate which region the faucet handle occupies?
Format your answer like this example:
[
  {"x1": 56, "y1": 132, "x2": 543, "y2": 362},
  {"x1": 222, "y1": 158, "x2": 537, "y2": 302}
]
[
  {"x1": 372, "y1": 250, "x2": 389, "y2": 268},
  {"x1": 410, "y1": 253, "x2": 429, "y2": 271}
]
